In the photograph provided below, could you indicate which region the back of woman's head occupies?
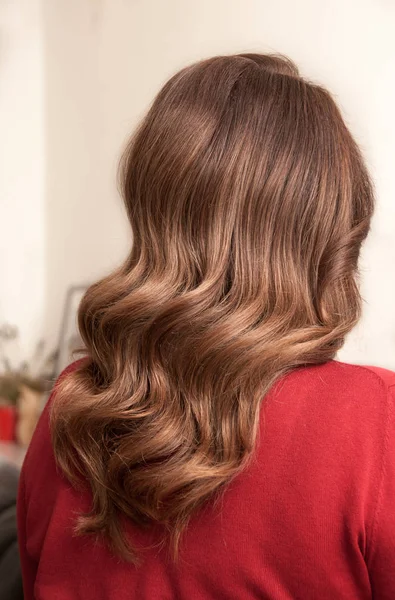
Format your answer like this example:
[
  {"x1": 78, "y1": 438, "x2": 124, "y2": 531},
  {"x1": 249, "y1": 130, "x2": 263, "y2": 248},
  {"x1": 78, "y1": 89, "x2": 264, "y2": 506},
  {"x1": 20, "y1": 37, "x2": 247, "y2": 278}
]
[{"x1": 51, "y1": 53, "x2": 374, "y2": 562}]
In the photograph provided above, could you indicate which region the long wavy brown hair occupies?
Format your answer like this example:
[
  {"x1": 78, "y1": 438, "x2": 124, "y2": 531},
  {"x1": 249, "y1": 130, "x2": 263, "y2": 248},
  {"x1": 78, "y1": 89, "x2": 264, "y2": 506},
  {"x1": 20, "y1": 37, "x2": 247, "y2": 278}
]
[{"x1": 51, "y1": 53, "x2": 374, "y2": 563}]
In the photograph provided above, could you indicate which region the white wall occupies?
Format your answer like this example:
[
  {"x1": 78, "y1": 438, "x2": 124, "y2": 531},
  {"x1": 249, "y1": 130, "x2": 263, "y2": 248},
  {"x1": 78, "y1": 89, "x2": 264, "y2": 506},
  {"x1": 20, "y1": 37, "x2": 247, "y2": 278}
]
[
  {"x1": 42, "y1": 0, "x2": 130, "y2": 350},
  {"x1": 0, "y1": 0, "x2": 45, "y2": 360},
  {"x1": 25, "y1": 1, "x2": 395, "y2": 366}
]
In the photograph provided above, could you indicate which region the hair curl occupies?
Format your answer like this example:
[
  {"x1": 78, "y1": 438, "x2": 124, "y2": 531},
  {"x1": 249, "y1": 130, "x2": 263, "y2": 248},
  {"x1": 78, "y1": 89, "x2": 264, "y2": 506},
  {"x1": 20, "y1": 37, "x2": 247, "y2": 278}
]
[{"x1": 51, "y1": 53, "x2": 374, "y2": 562}]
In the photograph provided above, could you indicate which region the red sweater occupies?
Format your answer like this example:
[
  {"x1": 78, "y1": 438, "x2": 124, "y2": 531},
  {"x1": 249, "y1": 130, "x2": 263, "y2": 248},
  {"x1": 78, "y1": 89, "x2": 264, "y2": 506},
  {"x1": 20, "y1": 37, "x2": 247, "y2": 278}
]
[{"x1": 17, "y1": 361, "x2": 395, "y2": 599}]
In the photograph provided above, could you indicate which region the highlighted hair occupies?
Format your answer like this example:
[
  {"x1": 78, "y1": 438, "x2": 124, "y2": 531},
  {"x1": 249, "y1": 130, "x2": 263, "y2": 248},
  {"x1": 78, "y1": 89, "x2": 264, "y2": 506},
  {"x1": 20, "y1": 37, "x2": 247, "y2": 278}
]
[{"x1": 51, "y1": 54, "x2": 374, "y2": 562}]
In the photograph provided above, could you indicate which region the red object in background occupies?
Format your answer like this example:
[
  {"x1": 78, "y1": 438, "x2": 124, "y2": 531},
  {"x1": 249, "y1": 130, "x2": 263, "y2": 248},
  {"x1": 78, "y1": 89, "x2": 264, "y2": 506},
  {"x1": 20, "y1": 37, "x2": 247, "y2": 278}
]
[{"x1": 0, "y1": 405, "x2": 16, "y2": 441}]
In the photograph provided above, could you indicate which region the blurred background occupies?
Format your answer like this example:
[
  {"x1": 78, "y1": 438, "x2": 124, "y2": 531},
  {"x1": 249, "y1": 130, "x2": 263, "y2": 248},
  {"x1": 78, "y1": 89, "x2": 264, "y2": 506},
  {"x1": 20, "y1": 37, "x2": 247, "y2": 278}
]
[{"x1": 1, "y1": 0, "x2": 395, "y2": 448}]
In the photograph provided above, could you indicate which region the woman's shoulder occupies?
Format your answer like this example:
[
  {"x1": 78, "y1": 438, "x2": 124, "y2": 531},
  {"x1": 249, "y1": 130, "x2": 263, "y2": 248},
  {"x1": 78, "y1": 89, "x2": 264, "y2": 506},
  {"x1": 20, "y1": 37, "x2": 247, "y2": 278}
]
[
  {"x1": 354, "y1": 363, "x2": 395, "y2": 388},
  {"x1": 286, "y1": 359, "x2": 395, "y2": 397},
  {"x1": 19, "y1": 361, "x2": 83, "y2": 498},
  {"x1": 270, "y1": 360, "x2": 395, "y2": 436}
]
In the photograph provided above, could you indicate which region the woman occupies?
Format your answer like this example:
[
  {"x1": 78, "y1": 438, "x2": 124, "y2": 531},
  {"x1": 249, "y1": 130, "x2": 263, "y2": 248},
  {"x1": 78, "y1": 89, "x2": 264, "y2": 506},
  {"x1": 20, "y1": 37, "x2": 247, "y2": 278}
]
[{"x1": 18, "y1": 54, "x2": 395, "y2": 599}]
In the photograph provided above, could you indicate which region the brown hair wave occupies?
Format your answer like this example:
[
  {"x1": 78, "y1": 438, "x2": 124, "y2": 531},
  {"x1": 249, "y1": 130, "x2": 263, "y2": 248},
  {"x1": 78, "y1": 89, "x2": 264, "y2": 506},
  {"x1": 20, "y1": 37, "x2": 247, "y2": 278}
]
[{"x1": 51, "y1": 53, "x2": 374, "y2": 562}]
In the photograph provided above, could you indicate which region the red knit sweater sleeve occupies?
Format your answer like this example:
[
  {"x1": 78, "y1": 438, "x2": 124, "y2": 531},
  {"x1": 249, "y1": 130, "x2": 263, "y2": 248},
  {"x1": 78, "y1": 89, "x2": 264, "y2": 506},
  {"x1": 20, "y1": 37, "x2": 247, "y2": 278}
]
[
  {"x1": 17, "y1": 457, "x2": 36, "y2": 600},
  {"x1": 365, "y1": 381, "x2": 395, "y2": 598},
  {"x1": 17, "y1": 398, "x2": 51, "y2": 600},
  {"x1": 17, "y1": 362, "x2": 81, "y2": 600}
]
